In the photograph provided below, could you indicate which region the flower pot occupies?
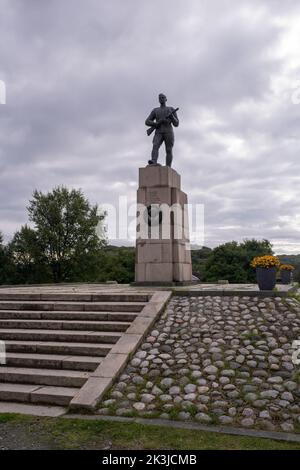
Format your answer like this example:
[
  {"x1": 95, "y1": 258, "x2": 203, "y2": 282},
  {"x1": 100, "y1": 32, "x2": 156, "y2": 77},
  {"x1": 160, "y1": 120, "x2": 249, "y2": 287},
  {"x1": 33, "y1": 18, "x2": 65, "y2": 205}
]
[
  {"x1": 256, "y1": 267, "x2": 277, "y2": 290},
  {"x1": 281, "y1": 270, "x2": 291, "y2": 285}
]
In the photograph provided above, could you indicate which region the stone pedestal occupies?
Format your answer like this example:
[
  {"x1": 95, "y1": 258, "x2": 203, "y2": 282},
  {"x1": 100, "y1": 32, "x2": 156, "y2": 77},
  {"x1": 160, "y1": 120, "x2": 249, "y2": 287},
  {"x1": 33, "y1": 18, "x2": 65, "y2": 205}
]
[{"x1": 135, "y1": 166, "x2": 192, "y2": 284}]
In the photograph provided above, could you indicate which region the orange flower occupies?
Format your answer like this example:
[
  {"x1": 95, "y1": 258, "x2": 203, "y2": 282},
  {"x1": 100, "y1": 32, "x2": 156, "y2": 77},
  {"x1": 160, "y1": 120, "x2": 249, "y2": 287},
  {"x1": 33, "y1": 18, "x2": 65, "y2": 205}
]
[
  {"x1": 250, "y1": 255, "x2": 280, "y2": 269},
  {"x1": 280, "y1": 264, "x2": 295, "y2": 271}
]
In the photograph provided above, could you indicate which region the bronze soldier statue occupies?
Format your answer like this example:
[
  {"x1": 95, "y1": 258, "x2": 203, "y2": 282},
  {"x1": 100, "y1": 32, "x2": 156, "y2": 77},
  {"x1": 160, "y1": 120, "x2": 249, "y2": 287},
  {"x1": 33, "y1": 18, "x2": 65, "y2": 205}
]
[{"x1": 145, "y1": 93, "x2": 179, "y2": 167}]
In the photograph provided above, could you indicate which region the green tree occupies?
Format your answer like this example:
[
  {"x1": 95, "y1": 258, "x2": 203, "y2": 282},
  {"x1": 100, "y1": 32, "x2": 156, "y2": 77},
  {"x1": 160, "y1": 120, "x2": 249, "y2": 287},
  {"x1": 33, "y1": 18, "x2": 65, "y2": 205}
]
[
  {"x1": 202, "y1": 239, "x2": 274, "y2": 283},
  {"x1": 96, "y1": 246, "x2": 135, "y2": 283},
  {"x1": 27, "y1": 186, "x2": 106, "y2": 282},
  {"x1": 8, "y1": 225, "x2": 50, "y2": 284},
  {"x1": 240, "y1": 238, "x2": 273, "y2": 282},
  {"x1": 202, "y1": 241, "x2": 248, "y2": 282},
  {"x1": 191, "y1": 246, "x2": 212, "y2": 279},
  {"x1": 0, "y1": 232, "x2": 14, "y2": 284}
]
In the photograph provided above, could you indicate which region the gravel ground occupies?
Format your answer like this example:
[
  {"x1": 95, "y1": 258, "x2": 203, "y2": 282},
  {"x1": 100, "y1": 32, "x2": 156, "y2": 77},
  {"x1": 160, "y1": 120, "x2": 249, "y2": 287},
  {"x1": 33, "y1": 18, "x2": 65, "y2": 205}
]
[
  {"x1": 0, "y1": 422, "x2": 56, "y2": 449},
  {"x1": 99, "y1": 295, "x2": 300, "y2": 433}
]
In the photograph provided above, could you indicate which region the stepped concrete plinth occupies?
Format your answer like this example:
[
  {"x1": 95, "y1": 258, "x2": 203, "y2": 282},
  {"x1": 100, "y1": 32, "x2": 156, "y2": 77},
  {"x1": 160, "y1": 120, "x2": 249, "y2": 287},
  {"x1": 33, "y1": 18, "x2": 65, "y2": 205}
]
[{"x1": 135, "y1": 166, "x2": 192, "y2": 285}]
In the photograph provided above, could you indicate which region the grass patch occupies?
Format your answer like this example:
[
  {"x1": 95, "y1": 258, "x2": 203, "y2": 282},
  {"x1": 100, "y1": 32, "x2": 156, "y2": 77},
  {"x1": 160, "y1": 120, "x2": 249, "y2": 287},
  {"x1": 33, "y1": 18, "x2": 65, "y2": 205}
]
[
  {"x1": 183, "y1": 404, "x2": 199, "y2": 417},
  {"x1": 241, "y1": 331, "x2": 262, "y2": 343},
  {"x1": 168, "y1": 404, "x2": 185, "y2": 420},
  {"x1": 292, "y1": 370, "x2": 300, "y2": 383},
  {"x1": 0, "y1": 413, "x2": 17, "y2": 424},
  {"x1": 186, "y1": 372, "x2": 199, "y2": 385},
  {"x1": 0, "y1": 413, "x2": 299, "y2": 450},
  {"x1": 286, "y1": 288, "x2": 300, "y2": 304}
]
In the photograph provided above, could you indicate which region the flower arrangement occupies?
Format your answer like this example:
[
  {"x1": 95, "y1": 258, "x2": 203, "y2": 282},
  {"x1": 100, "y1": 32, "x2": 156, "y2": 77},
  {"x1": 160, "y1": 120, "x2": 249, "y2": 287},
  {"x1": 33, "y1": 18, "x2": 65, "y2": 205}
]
[
  {"x1": 250, "y1": 255, "x2": 280, "y2": 269},
  {"x1": 280, "y1": 264, "x2": 295, "y2": 271}
]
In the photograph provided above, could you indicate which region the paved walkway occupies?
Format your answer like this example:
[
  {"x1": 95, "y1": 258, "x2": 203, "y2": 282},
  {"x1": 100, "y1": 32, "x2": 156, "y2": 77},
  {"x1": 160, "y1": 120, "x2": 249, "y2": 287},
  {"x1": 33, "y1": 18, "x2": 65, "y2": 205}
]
[
  {"x1": 0, "y1": 282, "x2": 294, "y2": 294},
  {"x1": 99, "y1": 295, "x2": 300, "y2": 434},
  {"x1": 175, "y1": 283, "x2": 294, "y2": 292}
]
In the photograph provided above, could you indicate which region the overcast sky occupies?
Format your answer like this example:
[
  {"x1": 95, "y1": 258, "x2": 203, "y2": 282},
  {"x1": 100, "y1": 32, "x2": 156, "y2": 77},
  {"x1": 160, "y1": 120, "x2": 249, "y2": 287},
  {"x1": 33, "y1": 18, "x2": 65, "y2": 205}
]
[{"x1": 1, "y1": 0, "x2": 300, "y2": 253}]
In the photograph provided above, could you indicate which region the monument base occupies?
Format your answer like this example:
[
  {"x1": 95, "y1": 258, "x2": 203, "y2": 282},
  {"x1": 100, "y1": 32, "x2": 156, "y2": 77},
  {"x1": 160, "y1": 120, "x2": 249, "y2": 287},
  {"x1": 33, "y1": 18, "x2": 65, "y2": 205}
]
[{"x1": 135, "y1": 165, "x2": 193, "y2": 284}]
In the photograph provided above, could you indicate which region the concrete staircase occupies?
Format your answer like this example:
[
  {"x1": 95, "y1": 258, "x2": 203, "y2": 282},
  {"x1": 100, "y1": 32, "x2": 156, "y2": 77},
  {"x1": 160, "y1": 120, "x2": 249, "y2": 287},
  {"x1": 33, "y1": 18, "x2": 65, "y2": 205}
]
[{"x1": 0, "y1": 291, "x2": 150, "y2": 409}]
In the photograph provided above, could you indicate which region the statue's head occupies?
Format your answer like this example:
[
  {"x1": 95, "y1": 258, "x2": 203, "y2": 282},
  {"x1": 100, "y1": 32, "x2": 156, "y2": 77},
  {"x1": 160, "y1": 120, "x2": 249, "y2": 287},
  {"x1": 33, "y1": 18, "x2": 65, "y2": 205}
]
[{"x1": 158, "y1": 93, "x2": 167, "y2": 105}]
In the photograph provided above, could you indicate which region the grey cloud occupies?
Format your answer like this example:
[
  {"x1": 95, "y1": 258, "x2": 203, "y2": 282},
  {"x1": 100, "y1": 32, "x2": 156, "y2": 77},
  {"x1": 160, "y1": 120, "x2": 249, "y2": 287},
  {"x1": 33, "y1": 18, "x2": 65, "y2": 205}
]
[{"x1": 1, "y1": 0, "x2": 300, "y2": 253}]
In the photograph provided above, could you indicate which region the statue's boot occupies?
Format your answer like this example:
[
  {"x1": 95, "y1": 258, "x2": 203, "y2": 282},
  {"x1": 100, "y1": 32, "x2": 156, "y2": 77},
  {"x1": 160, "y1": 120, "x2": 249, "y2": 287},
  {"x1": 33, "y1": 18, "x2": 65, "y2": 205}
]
[{"x1": 148, "y1": 160, "x2": 161, "y2": 166}]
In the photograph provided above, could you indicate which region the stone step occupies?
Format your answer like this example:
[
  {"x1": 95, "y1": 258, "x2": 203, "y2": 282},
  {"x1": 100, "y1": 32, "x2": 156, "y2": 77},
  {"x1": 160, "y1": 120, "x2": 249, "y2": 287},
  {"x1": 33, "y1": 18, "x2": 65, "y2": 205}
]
[
  {"x1": 0, "y1": 328, "x2": 122, "y2": 343},
  {"x1": 0, "y1": 319, "x2": 131, "y2": 332},
  {"x1": 31, "y1": 385, "x2": 78, "y2": 406},
  {"x1": 5, "y1": 352, "x2": 101, "y2": 371},
  {"x1": 0, "y1": 310, "x2": 137, "y2": 322},
  {"x1": 0, "y1": 383, "x2": 38, "y2": 403},
  {"x1": 0, "y1": 383, "x2": 77, "y2": 406},
  {"x1": 0, "y1": 301, "x2": 146, "y2": 312},
  {"x1": 0, "y1": 401, "x2": 67, "y2": 417},
  {"x1": 4, "y1": 340, "x2": 113, "y2": 356},
  {"x1": 0, "y1": 292, "x2": 151, "y2": 302},
  {"x1": 0, "y1": 367, "x2": 89, "y2": 387},
  {"x1": 0, "y1": 287, "x2": 160, "y2": 410}
]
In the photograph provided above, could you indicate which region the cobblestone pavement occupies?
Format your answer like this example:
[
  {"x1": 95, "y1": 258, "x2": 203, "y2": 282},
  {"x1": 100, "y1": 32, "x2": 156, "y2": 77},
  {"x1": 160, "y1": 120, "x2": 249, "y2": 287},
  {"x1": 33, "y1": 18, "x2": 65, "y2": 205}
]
[{"x1": 99, "y1": 296, "x2": 300, "y2": 433}]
